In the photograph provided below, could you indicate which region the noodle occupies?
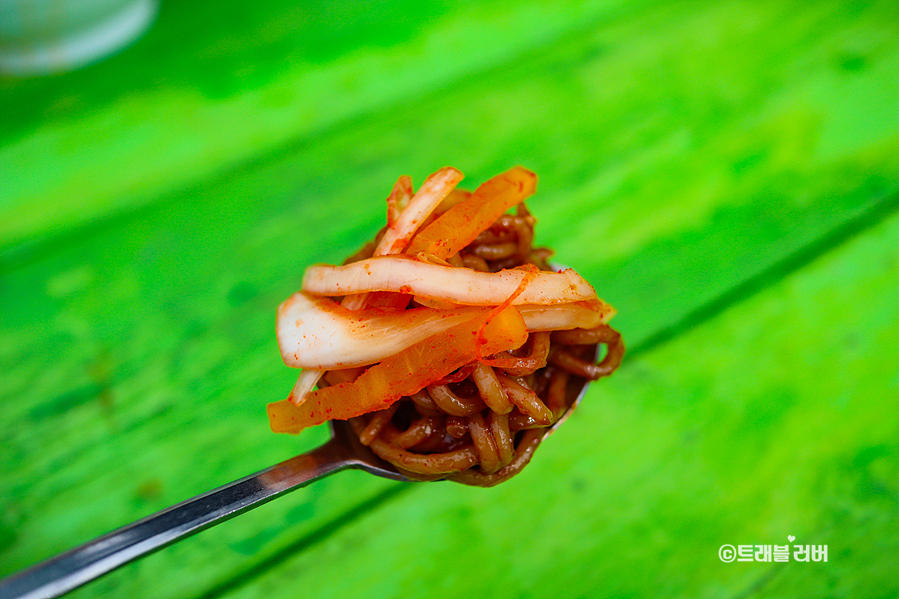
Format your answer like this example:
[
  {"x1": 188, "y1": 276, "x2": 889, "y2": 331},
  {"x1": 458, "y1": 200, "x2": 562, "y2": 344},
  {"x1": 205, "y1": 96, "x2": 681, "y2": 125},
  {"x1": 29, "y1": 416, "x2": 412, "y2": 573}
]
[
  {"x1": 426, "y1": 384, "x2": 486, "y2": 417},
  {"x1": 341, "y1": 202, "x2": 622, "y2": 486},
  {"x1": 273, "y1": 168, "x2": 623, "y2": 486},
  {"x1": 471, "y1": 363, "x2": 513, "y2": 414}
]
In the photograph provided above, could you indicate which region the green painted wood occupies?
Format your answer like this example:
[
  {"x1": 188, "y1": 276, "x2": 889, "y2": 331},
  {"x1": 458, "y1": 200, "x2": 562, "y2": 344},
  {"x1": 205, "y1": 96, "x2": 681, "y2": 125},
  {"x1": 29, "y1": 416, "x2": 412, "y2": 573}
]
[
  {"x1": 0, "y1": 0, "x2": 648, "y2": 254},
  {"x1": 217, "y1": 199, "x2": 899, "y2": 599},
  {"x1": 0, "y1": 0, "x2": 897, "y2": 597}
]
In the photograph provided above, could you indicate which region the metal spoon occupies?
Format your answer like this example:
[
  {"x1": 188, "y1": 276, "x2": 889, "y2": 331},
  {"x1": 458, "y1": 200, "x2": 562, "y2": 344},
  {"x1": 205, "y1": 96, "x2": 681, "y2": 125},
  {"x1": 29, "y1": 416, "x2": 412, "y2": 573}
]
[{"x1": 0, "y1": 359, "x2": 594, "y2": 599}]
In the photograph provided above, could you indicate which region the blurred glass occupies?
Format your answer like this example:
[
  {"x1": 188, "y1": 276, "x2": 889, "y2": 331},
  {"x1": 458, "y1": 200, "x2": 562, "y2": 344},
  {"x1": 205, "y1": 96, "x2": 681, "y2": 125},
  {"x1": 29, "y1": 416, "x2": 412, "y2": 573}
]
[{"x1": 0, "y1": 0, "x2": 157, "y2": 76}]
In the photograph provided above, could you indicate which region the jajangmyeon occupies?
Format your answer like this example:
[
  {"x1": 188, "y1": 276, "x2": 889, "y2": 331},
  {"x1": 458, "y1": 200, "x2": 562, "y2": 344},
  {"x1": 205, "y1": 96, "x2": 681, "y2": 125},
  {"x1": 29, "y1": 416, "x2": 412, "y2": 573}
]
[{"x1": 267, "y1": 166, "x2": 623, "y2": 486}]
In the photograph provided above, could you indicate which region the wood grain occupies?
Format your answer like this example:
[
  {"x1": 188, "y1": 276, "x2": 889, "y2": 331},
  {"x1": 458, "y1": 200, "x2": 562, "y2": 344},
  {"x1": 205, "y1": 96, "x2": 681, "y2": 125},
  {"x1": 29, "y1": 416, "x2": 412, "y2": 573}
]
[
  {"x1": 1, "y1": 0, "x2": 897, "y2": 597},
  {"x1": 217, "y1": 198, "x2": 899, "y2": 599}
]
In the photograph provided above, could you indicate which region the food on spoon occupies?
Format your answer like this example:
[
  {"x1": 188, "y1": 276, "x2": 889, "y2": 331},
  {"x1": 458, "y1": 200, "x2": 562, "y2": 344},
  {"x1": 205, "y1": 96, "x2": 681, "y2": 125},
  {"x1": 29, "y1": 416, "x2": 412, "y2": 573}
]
[{"x1": 268, "y1": 166, "x2": 623, "y2": 486}]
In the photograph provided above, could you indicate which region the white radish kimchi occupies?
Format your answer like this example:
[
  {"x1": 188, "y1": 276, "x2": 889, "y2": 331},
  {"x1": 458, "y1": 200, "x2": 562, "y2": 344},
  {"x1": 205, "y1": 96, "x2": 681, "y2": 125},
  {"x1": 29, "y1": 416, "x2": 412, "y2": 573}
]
[{"x1": 267, "y1": 166, "x2": 622, "y2": 486}]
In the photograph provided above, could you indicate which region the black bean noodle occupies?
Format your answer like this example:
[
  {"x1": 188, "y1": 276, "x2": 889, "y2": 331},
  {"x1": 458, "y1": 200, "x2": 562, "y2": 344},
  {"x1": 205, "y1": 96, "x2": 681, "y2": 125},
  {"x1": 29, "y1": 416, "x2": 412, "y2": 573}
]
[{"x1": 330, "y1": 203, "x2": 623, "y2": 486}]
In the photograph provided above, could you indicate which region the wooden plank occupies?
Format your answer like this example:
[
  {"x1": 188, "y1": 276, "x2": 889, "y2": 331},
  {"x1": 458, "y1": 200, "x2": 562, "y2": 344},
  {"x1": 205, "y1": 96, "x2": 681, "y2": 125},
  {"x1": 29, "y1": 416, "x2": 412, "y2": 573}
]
[
  {"x1": 212, "y1": 196, "x2": 899, "y2": 599},
  {"x1": 0, "y1": 0, "x2": 647, "y2": 252},
  {"x1": 0, "y1": 0, "x2": 897, "y2": 597}
]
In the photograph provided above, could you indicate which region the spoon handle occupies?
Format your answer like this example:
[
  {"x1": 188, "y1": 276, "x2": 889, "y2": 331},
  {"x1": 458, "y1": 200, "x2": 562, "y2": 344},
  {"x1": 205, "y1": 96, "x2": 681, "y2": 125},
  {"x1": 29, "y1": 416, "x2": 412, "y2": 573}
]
[{"x1": 0, "y1": 439, "x2": 351, "y2": 599}]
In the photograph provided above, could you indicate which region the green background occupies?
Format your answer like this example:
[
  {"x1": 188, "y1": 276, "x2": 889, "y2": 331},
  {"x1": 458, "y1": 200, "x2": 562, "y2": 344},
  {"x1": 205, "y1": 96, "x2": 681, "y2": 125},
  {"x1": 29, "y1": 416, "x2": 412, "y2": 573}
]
[{"x1": 2, "y1": 0, "x2": 898, "y2": 597}]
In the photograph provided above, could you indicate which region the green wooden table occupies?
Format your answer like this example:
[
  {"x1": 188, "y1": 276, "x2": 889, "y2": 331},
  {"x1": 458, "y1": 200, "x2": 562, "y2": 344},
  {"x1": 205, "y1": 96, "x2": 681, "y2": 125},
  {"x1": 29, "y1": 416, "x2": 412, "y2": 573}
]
[{"x1": 2, "y1": 1, "x2": 898, "y2": 597}]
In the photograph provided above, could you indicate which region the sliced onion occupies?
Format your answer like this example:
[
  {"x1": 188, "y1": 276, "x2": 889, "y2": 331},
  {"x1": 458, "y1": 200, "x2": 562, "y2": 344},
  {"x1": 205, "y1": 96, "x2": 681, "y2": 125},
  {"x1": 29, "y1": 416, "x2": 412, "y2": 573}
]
[
  {"x1": 406, "y1": 166, "x2": 536, "y2": 259},
  {"x1": 302, "y1": 256, "x2": 597, "y2": 305},
  {"x1": 268, "y1": 305, "x2": 528, "y2": 433},
  {"x1": 292, "y1": 167, "x2": 462, "y2": 404},
  {"x1": 277, "y1": 291, "x2": 492, "y2": 369},
  {"x1": 385, "y1": 175, "x2": 413, "y2": 227},
  {"x1": 412, "y1": 298, "x2": 614, "y2": 331},
  {"x1": 518, "y1": 299, "x2": 616, "y2": 331},
  {"x1": 375, "y1": 166, "x2": 463, "y2": 255}
]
